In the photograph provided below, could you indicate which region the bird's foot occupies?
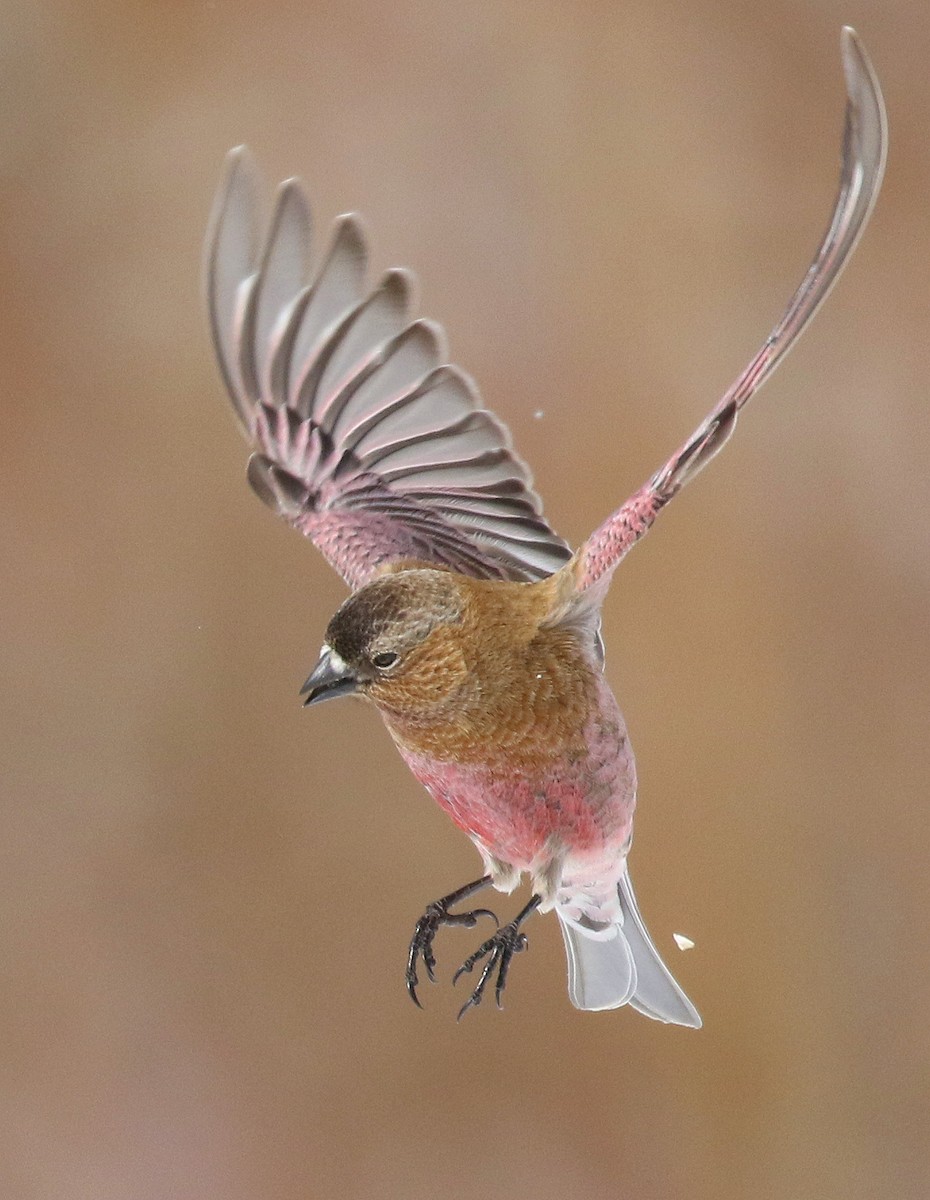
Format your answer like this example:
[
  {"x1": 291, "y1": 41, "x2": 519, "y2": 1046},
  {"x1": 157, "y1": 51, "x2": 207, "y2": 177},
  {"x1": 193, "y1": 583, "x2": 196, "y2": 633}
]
[
  {"x1": 453, "y1": 894, "x2": 541, "y2": 1020},
  {"x1": 406, "y1": 876, "x2": 497, "y2": 1008}
]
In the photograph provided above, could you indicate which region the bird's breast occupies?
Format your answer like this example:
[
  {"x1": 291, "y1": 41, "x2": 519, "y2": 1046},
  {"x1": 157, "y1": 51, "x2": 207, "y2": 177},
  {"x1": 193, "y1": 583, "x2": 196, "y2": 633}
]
[
  {"x1": 389, "y1": 645, "x2": 637, "y2": 869},
  {"x1": 380, "y1": 624, "x2": 599, "y2": 766}
]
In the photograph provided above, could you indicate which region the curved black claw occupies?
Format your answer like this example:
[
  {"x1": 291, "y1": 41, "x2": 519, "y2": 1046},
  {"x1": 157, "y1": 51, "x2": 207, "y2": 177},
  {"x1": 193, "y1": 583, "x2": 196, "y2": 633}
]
[
  {"x1": 453, "y1": 894, "x2": 541, "y2": 1020},
  {"x1": 453, "y1": 925, "x2": 529, "y2": 1020},
  {"x1": 405, "y1": 876, "x2": 498, "y2": 1008}
]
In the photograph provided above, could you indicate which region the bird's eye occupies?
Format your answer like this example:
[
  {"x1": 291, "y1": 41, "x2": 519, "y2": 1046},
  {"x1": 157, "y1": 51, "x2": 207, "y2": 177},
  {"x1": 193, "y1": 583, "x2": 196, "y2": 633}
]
[{"x1": 372, "y1": 651, "x2": 399, "y2": 671}]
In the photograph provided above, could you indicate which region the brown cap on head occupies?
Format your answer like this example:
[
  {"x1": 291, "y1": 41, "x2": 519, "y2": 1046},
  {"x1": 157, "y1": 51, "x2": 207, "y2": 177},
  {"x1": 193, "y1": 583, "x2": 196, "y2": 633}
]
[{"x1": 325, "y1": 569, "x2": 464, "y2": 676}]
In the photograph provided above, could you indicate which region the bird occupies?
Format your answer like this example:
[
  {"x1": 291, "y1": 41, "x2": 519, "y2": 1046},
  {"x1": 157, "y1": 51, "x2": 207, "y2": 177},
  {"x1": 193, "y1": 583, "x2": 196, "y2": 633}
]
[{"x1": 204, "y1": 28, "x2": 885, "y2": 1023}]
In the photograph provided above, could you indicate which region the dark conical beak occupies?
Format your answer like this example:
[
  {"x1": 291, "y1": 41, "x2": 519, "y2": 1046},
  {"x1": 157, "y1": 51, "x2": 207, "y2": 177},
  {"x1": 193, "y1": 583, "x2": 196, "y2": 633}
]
[{"x1": 300, "y1": 647, "x2": 358, "y2": 706}]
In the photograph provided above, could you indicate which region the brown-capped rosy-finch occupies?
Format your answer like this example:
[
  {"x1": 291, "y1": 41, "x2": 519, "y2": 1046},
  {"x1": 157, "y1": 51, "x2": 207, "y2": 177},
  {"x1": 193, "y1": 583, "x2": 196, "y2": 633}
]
[{"x1": 205, "y1": 29, "x2": 885, "y2": 1022}]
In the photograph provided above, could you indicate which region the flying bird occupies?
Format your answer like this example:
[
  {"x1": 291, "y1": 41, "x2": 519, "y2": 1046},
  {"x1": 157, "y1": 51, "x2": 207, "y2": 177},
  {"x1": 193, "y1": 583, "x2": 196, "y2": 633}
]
[{"x1": 205, "y1": 28, "x2": 885, "y2": 1023}]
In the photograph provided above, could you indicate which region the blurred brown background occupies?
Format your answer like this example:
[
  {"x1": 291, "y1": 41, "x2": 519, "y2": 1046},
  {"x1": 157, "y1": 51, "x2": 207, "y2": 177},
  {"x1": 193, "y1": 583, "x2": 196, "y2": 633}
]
[{"x1": 2, "y1": 1, "x2": 928, "y2": 1197}]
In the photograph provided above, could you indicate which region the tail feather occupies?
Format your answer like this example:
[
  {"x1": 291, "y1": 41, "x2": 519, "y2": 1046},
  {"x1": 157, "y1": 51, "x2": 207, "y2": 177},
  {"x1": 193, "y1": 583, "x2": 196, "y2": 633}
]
[
  {"x1": 617, "y1": 869, "x2": 702, "y2": 1027},
  {"x1": 556, "y1": 868, "x2": 702, "y2": 1028},
  {"x1": 560, "y1": 920, "x2": 637, "y2": 1013}
]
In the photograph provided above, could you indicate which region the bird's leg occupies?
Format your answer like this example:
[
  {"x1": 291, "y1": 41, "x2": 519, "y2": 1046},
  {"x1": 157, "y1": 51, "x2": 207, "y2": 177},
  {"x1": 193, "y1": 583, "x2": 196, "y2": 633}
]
[
  {"x1": 453, "y1": 894, "x2": 542, "y2": 1020},
  {"x1": 406, "y1": 875, "x2": 498, "y2": 1008}
]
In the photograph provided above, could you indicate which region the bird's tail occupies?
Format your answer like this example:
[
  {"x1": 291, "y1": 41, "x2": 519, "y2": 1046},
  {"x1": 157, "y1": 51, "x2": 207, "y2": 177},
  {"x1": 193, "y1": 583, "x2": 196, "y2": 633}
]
[{"x1": 556, "y1": 867, "x2": 701, "y2": 1027}]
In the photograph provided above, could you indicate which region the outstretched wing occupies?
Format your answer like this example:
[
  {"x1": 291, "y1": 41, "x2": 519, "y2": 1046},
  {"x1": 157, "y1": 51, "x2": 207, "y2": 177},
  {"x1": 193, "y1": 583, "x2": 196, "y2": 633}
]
[
  {"x1": 205, "y1": 151, "x2": 571, "y2": 590},
  {"x1": 570, "y1": 27, "x2": 886, "y2": 602}
]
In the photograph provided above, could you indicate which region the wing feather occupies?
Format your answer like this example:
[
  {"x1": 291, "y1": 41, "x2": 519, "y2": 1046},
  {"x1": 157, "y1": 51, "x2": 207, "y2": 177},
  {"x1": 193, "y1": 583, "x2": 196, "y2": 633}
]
[
  {"x1": 253, "y1": 181, "x2": 314, "y2": 402},
  {"x1": 205, "y1": 146, "x2": 262, "y2": 424},
  {"x1": 327, "y1": 322, "x2": 446, "y2": 447},
  {"x1": 289, "y1": 216, "x2": 369, "y2": 417},
  {"x1": 566, "y1": 27, "x2": 886, "y2": 605}
]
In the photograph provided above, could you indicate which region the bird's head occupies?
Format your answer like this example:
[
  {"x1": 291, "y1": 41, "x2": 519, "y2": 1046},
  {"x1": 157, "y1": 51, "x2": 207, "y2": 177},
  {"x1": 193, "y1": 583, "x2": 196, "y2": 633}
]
[{"x1": 300, "y1": 569, "x2": 472, "y2": 716}]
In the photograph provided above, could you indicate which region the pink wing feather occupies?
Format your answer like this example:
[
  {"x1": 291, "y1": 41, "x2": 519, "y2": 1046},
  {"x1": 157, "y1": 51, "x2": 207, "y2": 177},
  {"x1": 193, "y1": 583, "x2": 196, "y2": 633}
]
[
  {"x1": 573, "y1": 27, "x2": 886, "y2": 600},
  {"x1": 205, "y1": 152, "x2": 572, "y2": 591}
]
